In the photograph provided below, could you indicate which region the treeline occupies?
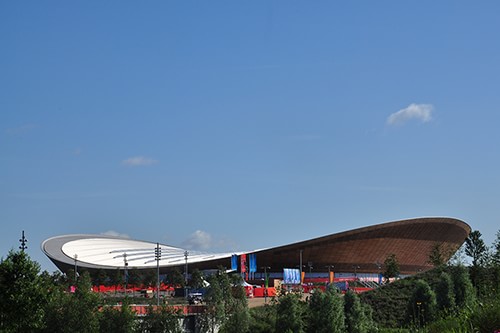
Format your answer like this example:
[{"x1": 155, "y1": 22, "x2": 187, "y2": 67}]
[
  {"x1": 1, "y1": 228, "x2": 500, "y2": 332},
  {"x1": 361, "y1": 229, "x2": 500, "y2": 332}
]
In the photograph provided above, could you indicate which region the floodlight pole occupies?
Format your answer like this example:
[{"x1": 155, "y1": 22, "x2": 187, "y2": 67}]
[
  {"x1": 73, "y1": 254, "x2": 78, "y2": 283},
  {"x1": 123, "y1": 253, "x2": 128, "y2": 294},
  {"x1": 19, "y1": 230, "x2": 28, "y2": 252},
  {"x1": 299, "y1": 249, "x2": 303, "y2": 285},
  {"x1": 155, "y1": 243, "x2": 161, "y2": 306},
  {"x1": 184, "y1": 250, "x2": 189, "y2": 298}
]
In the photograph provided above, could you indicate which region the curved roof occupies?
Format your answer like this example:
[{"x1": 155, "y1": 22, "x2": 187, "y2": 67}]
[{"x1": 42, "y1": 217, "x2": 470, "y2": 274}]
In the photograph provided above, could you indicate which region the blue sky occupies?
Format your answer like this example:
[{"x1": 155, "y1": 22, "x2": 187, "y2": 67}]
[{"x1": 2, "y1": 1, "x2": 500, "y2": 271}]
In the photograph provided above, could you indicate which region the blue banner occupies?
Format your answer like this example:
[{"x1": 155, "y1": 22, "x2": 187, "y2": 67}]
[
  {"x1": 283, "y1": 268, "x2": 301, "y2": 284},
  {"x1": 231, "y1": 254, "x2": 238, "y2": 271},
  {"x1": 249, "y1": 254, "x2": 257, "y2": 273}
]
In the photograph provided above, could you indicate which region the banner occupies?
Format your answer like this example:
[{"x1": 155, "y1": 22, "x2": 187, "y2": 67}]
[
  {"x1": 231, "y1": 254, "x2": 238, "y2": 271},
  {"x1": 283, "y1": 268, "x2": 301, "y2": 284},
  {"x1": 249, "y1": 254, "x2": 257, "y2": 273},
  {"x1": 240, "y1": 254, "x2": 247, "y2": 280}
]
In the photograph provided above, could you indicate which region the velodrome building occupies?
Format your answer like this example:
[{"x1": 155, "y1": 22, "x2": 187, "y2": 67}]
[{"x1": 42, "y1": 217, "x2": 470, "y2": 277}]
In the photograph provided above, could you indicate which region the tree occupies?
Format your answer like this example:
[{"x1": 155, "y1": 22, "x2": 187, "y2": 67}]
[
  {"x1": 276, "y1": 292, "x2": 305, "y2": 333},
  {"x1": 406, "y1": 280, "x2": 437, "y2": 328},
  {"x1": 0, "y1": 250, "x2": 47, "y2": 332},
  {"x1": 434, "y1": 271, "x2": 455, "y2": 312},
  {"x1": 43, "y1": 271, "x2": 101, "y2": 333},
  {"x1": 99, "y1": 299, "x2": 136, "y2": 333},
  {"x1": 465, "y1": 230, "x2": 487, "y2": 267},
  {"x1": 199, "y1": 270, "x2": 249, "y2": 333},
  {"x1": 248, "y1": 305, "x2": 276, "y2": 333},
  {"x1": 492, "y1": 230, "x2": 500, "y2": 266},
  {"x1": 448, "y1": 244, "x2": 467, "y2": 266},
  {"x1": 190, "y1": 268, "x2": 205, "y2": 290},
  {"x1": 138, "y1": 305, "x2": 183, "y2": 333},
  {"x1": 94, "y1": 268, "x2": 109, "y2": 287},
  {"x1": 166, "y1": 268, "x2": 185, "y2": 287},
  {"x1": 220, "y1": 274, "x2": 249, "y2": 333},
  {"x1": 344, "y1": 290, "x2": 373, "y2": 333},
  {"x1": 450, "y1": 265, "x2": 475, "y2": 309},
  {"x1": 383, "y1": 254, "x2": 400, "y2": 282},
  {"x1": 428, "y1": 243, "x2": 450, "y2": 267},
  {"x1": 308, "y1": 288, "x2": 345, "y2": 333}
]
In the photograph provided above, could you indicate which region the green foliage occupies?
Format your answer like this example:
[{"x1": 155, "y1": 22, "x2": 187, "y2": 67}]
[
  {"x1": 276, "y1": 292, "x2": 306, "y2": 333},
  {"x1": 139, "y1": 305, "x2": 183, "y2": 333},
  {"x1": 434, "y1": 271, "x2": 455, "y2": 312},
  {"x1": 406, "y1": 280, "x2": 437, "y2": 328},
  {"x1": 383, "y1": 254, "x2": 400, "y2": 282},
  {"x1": 428, "y1": 243, "x2": 451, "y2": 267},
  {"x1": 469, "y1": 298, "x2": 500, "y2": 333},
  {"x1": 465, "y1": 230, "x2": 487, "y2": 268},
  {"x1": 99, "y1": 301, "x2": 136, "y2": 333},
  {"x1": 450, "y1": 265, "x2": 476, "y2": 309},
  {"x1": 344, "y1": 290, "x2": 374, "y2": 333},
  {"x1": 0, "y1": 250, "x2": 47, "y2": 332},
  {"x1": 189, "y1": 268, "x2": 205, "y2": 289},
  {"x1": 307, "y1": 288, "x2": 345, "y2": 333},
  {"x1": 42, "y1": 271, "x2": 101, "y2": 333},
  {"x1": 166, "y1": 268, "x2": 186, "y2": 287},
  {"x1": 248, "y1": 305, "x2": 276, "y2": 333},
  {"x1": 493, "y1": 230, "x2": 500, "y2": 266},
  {"x1": 200, "y1": 271, "x2": 249, "y2": 333}
]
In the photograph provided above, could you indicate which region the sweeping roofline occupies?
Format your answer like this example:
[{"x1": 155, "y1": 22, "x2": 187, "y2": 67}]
[{"x1": 42, "y1": 217, "x2": 471, "y2": 274}]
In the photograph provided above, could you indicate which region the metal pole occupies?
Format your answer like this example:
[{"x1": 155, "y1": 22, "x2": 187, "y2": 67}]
[
  {"x1": 155, "y1": 243, "x2": 161, "y2": 306},
  {"x1": 299, "y1": 249, "x2": 303, "y2": 285},
  {"x1": 184, "y1": 251, "x2": 189, "y2": 298},
  {"x1": 19, "y1": 230, "x2": 28, "y2": 252},
  {"x1": 123, "y1": 253, "x2": 128, "y2": 294}
]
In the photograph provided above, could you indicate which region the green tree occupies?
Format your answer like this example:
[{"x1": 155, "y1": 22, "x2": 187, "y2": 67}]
[
  {"x1": 220, "y1": 274, "x2": 249, "y2": 333},
  {"x1": 166, "y1": 268, "x2": 186, "y2": 287},
  {"x1": 143, "y1": 269, "x2": 157, "y2": 288},
  {"x1": 428, "y1": 243, "x2": 449, "y2": 267},
  {"x1": 383, "y1": 254, "x2": 400, "y2": 282},
  {"x1": 434, "y1": 271, "x2": 455, "y2": 312},
  {"x1": 465, "y1": 230, "x2": 487, "y2": 267},
  {"x1": 344, "y1": 290, "x2": 372, "y2": 333},
  {"x1": 407, "y1": 280, "x2": 437, "y2": 328},
  {"x1": 276, "y1": 292, "x2": 305, "y2": 333},
  {"x1": 0, "y1": 250, "x2": 47, "y2": 332},
  {"x1": 450, "y1": 265, "x2": 475, "y2": 309},
  {"x1": 110, "y1": 267, "x2": 124, "y2": 293},
  {"x1": 98, "y1": 300, "x2": 136, "y2": 333},
  {"x1": 493, "y1": 230, "x2": 500, "y2": 266},
  {"x1": 138, "y1": 305, "x2": 183, "y2": 333},
  {"x1": 190, "y1": 268, "x2": 205, "y2": 289},
  {"x1": 43, "y1": 271, "x2": 101, "y2": 333},
  {"x1": 94, "y1": 268, "x2": 109, "y2": 287},
  {"x1": 308, "y1": 288, "x2": 345, "y2": 333},
  {"x1": 248, "y1": 305, "x2": 276, "y2": 333}
]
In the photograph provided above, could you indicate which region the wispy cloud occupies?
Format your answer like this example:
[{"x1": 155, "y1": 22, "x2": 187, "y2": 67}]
[
  {"x1": 122, "y1": 156, "x2": 158, "y2": 167},
  {"x1": 101, "y1": 230, "x2": 131, "y2": 239},
  {"x1": 4, "y1": 123, "x2": 37, "y2": 136},
  {"x1": 387, "y1": 103, "x2": 434, "y2": 126},
  {"x1": 182, "y1": 230, "x2": 213, "y2": 251}
]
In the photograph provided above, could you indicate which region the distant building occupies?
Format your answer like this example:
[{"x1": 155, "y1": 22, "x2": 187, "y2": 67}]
[{"x1": 42, "y1": 217, "x2": 470, "y2": 276}]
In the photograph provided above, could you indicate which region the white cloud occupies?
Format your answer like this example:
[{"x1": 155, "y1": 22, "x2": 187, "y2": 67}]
[
  {"x1": 182, "y1": 230, "x2": 213, "y2": 251},
  {"x1": 387, "y1": 103, "x2": 434, "y2": 126},
  {"x1": 101, "y1": 230, "x2": 131, "y2": 239},
  {"x1": 122, "y1": 156, "x2": 158, "y2": 166}
]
